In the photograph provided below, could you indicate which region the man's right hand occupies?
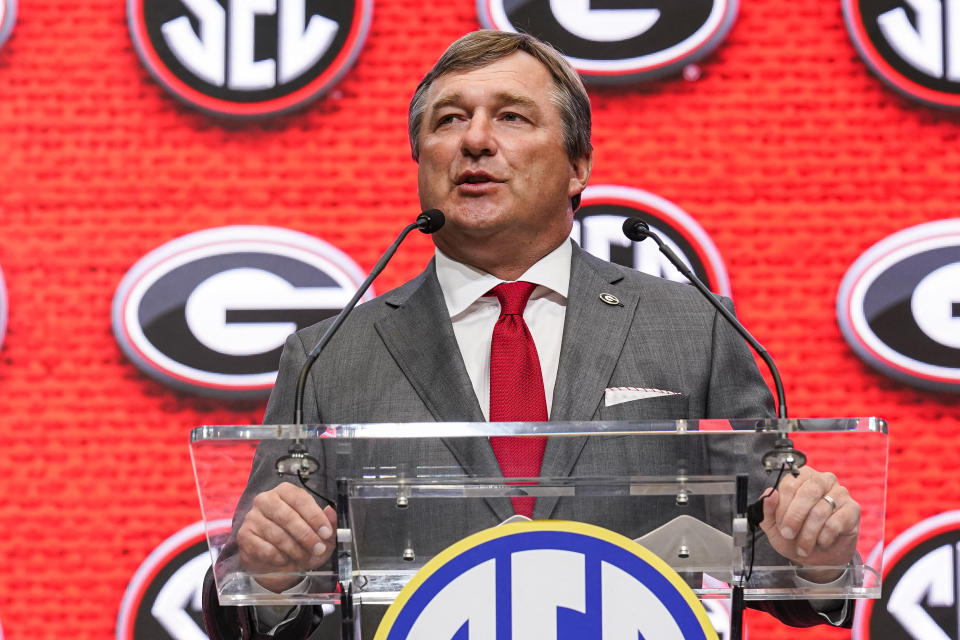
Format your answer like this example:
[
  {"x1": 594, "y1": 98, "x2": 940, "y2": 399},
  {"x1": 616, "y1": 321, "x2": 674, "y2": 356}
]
[{"x1": 237, "y1": 482, "x2": 338, "y2": 593}]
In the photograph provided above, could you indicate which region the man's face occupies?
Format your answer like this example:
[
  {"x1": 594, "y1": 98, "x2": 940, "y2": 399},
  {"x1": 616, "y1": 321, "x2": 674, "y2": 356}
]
[{"x1": 416, "y1": 51, "x2": 591, "y2": 263}]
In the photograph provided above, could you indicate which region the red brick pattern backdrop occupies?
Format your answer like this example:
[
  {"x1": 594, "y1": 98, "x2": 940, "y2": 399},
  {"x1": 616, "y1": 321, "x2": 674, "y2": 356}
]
[{"x1": 0, "y1": 1, "x2": 957, "y2": 639}]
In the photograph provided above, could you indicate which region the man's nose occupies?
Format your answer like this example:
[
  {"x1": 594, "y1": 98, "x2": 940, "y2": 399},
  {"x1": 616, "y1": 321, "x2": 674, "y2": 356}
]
[{"x1": 461, "y1": 115, "x2": 496, "y2": 157}]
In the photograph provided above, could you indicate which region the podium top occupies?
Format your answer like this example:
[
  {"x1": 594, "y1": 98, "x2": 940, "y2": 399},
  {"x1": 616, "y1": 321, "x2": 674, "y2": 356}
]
[
  {"x1": 192, "y1": 416, "x2": 887, "y2": 608},
  {"x1": 192, "y1": 417, "x2": 887, "y2": 442}
]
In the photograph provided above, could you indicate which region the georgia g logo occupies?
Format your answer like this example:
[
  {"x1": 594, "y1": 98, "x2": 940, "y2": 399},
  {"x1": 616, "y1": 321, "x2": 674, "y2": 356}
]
[
  {"x1": 112, "y1": 226, "x2": 372, "y2": 398},
  {"x1": 854, "y1": 511, "x2": 960, "y2": 639},
  {"x1": 117, "y1": 520, "x2": 230, "y2": 640},
  {"x1": 478, "y1": 0, "x2": 738, "y2": 82},
  {"x1": 837, "y1": 219, "x2": 960, "y2": 393},
  {"x1": 376, "y1": 521, "x2": 717, "y2": 640},
  {"x1": 844, "y1": 0, "x2": 960, "y2": 108},
  {"x1": 573, "y1": 185, "x2": 731, "y2": 296},
  {"x1": 127, "y1": 0, "x2": 372, "y2": 116}
]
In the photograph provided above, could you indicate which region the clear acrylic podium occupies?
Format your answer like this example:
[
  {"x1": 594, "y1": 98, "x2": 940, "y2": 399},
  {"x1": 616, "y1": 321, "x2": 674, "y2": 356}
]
[{"x1": 191, "y1": 418, "x2": 886, "y2": 636}]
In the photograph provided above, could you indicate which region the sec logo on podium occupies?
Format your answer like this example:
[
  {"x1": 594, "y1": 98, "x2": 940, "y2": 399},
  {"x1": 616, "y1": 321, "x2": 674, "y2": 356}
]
[{"x1": 375, "y1": 520, "x2": 717, "y2": 640}]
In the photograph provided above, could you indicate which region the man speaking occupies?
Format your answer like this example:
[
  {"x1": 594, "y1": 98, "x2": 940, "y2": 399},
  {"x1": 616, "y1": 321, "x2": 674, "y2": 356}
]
[{"x1": 203, "y1": 29, "x2": 860, "y2": 638}]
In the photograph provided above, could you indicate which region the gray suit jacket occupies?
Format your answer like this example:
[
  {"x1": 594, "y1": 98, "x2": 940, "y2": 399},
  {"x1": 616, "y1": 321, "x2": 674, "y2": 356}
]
[
  {"x1": 264, "y1": 242, "x2": 773, "y2": 428},
  {"x1": 203, "y1": 242, "x2": 839, "y2": 638}
]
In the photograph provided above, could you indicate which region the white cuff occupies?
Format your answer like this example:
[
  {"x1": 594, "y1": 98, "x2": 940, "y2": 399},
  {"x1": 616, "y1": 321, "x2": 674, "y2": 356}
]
[
  {"x1": 250, "y1": 579, "x2": 310, "y2": 633},
  {"x1": 793, "y1": 568, "x2": 851, "y2": 626}
]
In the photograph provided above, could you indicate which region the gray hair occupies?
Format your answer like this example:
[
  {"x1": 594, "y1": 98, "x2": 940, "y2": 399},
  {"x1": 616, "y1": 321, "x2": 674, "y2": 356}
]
[{"x1": 408, "y1": 30, "x2": 592, "y2": 165}]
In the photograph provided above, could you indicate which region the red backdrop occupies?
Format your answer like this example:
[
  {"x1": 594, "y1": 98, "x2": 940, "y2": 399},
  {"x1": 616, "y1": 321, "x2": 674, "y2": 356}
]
[{"x1": 0, "y1": 1, "x2": 957, "y2": 638}]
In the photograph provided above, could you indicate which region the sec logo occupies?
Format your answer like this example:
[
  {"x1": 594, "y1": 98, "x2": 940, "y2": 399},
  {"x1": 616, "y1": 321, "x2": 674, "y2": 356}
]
[
  {"x1": 837, "y1": 219, "x2": 960, "y2": 392},
  {"x1": 0, "y1": 0, "x2": 15, "y2": 50},
  {"x1": 117, "y1": 520, "x2": 229, "y2": 640},
  {"x1": 112, "y1": 226, "x2": 372, "y2": 398},
  {"x1": 844, "y1": 0, "x2": 960, "y2": 108},
  {"x1": 854, "y1": 511, "x2": 960, "y2": 639},
  {"x1": 127, "y1": 0, "x2": 372, "y2": 116},
  {"x1": 477, "y1": 0, "x2": 738, "y2": 82},
  {"x1": 572, "y1": 185, "x2": 731, "y2": 296},
  {"x1": 376, "y1": 520, "x2": 717, "y2": 640}
]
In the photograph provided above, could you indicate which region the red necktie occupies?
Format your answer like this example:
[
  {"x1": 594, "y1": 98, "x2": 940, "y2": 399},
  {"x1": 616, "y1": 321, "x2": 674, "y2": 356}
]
[{"x1": 488, "y1": 281, "x2": 548, "y2": 518}]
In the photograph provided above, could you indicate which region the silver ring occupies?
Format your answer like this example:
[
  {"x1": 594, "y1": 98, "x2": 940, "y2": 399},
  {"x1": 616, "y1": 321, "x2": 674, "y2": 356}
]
[{"x1": 822, "y1": 495, "x2": 838, "y2": 511}]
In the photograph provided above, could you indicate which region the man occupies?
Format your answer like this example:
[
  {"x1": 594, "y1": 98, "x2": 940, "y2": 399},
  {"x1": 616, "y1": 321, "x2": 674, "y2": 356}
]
[{"x1": 204, "y1": 30, "x2": 860, "y2": 638}]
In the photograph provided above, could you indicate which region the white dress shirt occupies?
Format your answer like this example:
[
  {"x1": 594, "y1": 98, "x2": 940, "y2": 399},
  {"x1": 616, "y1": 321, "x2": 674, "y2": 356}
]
[{"x1": 435, "y1": 240, "x2": 571, "y2": 419}]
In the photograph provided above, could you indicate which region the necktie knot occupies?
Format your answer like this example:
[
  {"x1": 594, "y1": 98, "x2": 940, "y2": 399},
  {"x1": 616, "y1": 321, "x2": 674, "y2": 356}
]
[{"x1": 490, "y1": 281, "x2": 538, "y2": 316}]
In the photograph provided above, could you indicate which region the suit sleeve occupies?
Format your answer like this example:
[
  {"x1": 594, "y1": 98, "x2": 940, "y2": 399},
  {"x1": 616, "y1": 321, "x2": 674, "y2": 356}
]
[
  {"x1": 263, "y1": 331, "x2": 322, "y2": 425},
  {"x1": 706, "y1": 300, "x2": 854, "y2": 628},
  {"x1": 201, "y1": 331, "x2": 330, "y2": 640},
  {"x1": 705, "y1": 297, "x2": 776, "y2": 420}
]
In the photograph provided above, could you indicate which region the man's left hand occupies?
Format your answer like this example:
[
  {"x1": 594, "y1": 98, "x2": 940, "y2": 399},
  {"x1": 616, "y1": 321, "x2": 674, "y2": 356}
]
[{"x1": 759, "y1": 465, "x2": 860, "y2": 583}]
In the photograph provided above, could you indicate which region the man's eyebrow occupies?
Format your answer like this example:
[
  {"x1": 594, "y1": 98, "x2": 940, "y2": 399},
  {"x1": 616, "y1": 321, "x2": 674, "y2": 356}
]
[
  {"x1": 429, "y1": 93, "x2": 464, "y2": 113},
  {"x1": 497, "y1": 92, "x2": 540, "y2": 112},
  {"x1": 428, "y1": 92, "x2": 541, "y2": 114}
]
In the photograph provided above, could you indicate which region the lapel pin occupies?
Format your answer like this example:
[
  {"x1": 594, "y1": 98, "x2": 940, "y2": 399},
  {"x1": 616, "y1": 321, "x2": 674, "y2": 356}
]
[{"x1": 599, "y1": 293, "x2": 622, "y2": 306}]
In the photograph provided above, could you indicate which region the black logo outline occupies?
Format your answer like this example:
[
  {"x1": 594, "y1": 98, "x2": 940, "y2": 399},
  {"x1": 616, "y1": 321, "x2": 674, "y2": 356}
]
[
  {"x1": 111, "y1": 225, "x2": 371, "y2": 398},
  {"x1": 477, "y1": 0, "x2": 739, "y2": 82},
  {"x1": 837, "y1": 219, "x2": 960, "y2": 393},
  {"x1": 575, "y1": 184, "x2": 731, "y2": 296},
  {"x1": 854, "y1": 511, "x2": 960, "y2": 639},
  {"x1": 843, "y1": 0, "x2": 960, "y2": 109},
  {"x1": 127, "y1": 0, "x2": 373, "y2": 116}
]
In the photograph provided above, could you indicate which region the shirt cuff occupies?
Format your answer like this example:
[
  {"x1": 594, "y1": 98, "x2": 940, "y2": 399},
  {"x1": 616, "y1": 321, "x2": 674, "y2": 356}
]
[
  {"x1": 249, "y1": 578, "x2": 310, "y2": 633},
  {"x1": 793, "y1": 568, "x2": 851, "y2": 626}
]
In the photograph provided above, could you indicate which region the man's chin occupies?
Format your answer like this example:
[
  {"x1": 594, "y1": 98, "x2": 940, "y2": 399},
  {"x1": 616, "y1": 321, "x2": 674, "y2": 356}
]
[
  {"x1": 440, "y1": 199, "x2": 508, "y2": 228},
  {"x1": 432, "y1": 215, "x2": 511, "y2": 255}
]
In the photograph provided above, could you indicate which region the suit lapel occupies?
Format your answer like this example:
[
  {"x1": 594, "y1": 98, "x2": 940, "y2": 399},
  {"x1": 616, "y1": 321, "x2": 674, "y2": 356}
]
[
  {"x1": 374, "y1": 263, "x2": 484, "y2": 423},
  {"x1": 535, "y1": 245, "x2": 641, "y2": 519},
  {"x1": 551, "y1": 245, "x2": 640, "y2": 421},
  {"x1": 374, "y1": 262, "x2": 514, "y2": 521}
]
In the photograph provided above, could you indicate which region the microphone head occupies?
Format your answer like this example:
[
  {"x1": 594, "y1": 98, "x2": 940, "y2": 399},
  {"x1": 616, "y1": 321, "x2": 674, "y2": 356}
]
[
  {"x1": 622, "y1": 217, "x2": 650, "y2": 242},
  {"x1": 416, "y1": 209, "x2": 445, "y2": 234}
]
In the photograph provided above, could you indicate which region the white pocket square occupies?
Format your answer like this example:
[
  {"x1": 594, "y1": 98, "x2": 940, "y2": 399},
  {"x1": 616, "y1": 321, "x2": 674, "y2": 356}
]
[{"x1": 604, "y1": 386, "x2": 680, "y2": 407}]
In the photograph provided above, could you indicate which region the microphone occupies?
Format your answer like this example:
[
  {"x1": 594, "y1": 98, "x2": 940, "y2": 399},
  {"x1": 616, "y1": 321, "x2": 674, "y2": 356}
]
[
  {"x1": 276, "y1": 210, "x2": 445, "y2": 480},
  {"x1": 621, "y1": 217, "x2": 787, "y2": 420},
  {"x1": 416, "y1": 208, "x2": 445, "y2": 233}
]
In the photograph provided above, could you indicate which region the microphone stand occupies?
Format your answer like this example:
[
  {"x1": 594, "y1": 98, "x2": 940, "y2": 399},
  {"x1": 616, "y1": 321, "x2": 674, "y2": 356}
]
[
  {"x1": 274, "y1": 210, "x2": 445, "y2": 479},
  {"x1": 622, "y1": 217, "x2": 793, "y2": 640},
  {"x1": 622, "y1": 217, "x2": 786, "y2": 420},
  {"x1": 269, "y1": 209, "x2": 444, "y2": 640}
]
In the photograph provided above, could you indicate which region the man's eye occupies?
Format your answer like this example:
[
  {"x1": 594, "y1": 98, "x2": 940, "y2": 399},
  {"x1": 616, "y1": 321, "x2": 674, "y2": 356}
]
[
  {"x1": 502, "y1": 112, "x2": 522, "y2": 122},
  {"x1": 437, "y1": 114, "x2": 457, "y2": 126}
]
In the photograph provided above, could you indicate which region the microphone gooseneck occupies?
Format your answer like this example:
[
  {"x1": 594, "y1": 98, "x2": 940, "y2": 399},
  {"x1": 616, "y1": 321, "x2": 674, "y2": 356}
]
[
  {"x1": 624, "y1": 217, "x2": 794, "y2": 640},
  {"x1": 274, "y1": 209, "x2": 444, "y2": 484},
  {"x1": 292, "y1": 209, "x2": 445, "y2": 426},
  {"x1": 278, "y1": 210, "x2": 445, "y2": 482},
  {"x1": 621, "y1": 217, "x2": 787, "y2": 419}
]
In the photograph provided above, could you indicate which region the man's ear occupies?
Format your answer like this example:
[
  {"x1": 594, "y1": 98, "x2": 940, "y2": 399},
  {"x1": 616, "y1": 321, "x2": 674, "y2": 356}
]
[{"x1": 568, "y1": 150, "x2": 593, "y2": 210}]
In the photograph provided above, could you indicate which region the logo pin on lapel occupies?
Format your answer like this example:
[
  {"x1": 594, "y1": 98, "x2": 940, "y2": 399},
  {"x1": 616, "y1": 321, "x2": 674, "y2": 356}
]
[{"x1": 600, "y1": 293, "x2": 623, "y2": 306}]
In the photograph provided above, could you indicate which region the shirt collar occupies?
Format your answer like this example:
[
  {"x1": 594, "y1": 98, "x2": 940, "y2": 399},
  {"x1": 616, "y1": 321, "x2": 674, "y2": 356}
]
[{"x1": 435, "y1": 239, "x2": 572, "y2": 317}]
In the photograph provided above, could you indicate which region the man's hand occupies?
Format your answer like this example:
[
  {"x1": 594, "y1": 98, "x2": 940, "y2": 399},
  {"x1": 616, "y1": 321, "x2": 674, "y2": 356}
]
[
  {"x1": 759, "y1": 465, "x2": 860, "y2": 583},
  {"x1": 237, "y1": 482, "x2": 338, "y2": 592}
]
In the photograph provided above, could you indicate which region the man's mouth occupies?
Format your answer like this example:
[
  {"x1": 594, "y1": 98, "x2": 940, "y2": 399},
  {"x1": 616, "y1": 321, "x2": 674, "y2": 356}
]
[{"x1": 456, "y1": 171, "x2": 499, "y2": 185}]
